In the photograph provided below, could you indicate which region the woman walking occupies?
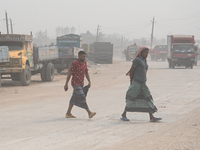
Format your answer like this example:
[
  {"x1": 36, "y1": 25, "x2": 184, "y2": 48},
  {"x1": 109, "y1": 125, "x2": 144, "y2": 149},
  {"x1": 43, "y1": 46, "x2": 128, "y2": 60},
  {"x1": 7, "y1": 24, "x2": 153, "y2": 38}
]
[{"x1": 121, "y1": 46, "x2": 162, "y2": 122}]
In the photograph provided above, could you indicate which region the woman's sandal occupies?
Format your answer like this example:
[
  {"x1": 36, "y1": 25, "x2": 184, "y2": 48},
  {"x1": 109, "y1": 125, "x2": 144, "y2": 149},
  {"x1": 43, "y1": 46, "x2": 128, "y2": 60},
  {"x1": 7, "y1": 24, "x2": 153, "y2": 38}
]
[
  {"x1": 150, "y1": 117, "x2": 162, "y2": 122},
  {"x1": 120, "y1": 117, "x2": 130, "y2": 121}
]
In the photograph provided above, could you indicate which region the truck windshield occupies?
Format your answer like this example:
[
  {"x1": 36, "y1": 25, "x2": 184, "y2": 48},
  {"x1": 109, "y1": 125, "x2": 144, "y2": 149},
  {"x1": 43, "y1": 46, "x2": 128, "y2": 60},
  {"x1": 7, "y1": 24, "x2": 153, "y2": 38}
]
[
  {"x1": 0, "y1": 41, "x2": 23, "y2": 51},
  {"x1": 157, "y1": 45, "x2": 167, "y2": 51},
  {"x1": 173, "y1": 45, "x2": 194, "y2": 53}
]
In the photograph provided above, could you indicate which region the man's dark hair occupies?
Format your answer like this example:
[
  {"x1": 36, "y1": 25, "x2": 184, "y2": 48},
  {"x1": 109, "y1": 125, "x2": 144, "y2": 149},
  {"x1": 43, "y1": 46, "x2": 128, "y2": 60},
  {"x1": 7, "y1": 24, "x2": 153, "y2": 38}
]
[{"x1": 78, "y1": 51, "x2": 86, "y2": 56}]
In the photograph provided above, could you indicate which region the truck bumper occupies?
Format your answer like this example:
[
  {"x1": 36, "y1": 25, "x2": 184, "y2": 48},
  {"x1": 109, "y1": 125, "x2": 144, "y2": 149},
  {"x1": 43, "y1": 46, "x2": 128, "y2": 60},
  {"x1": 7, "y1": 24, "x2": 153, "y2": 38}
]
[
  {"x1": 172, "y1": 58, "x2": 195, "y2": 65},
  {"x1": 0, "y1": 67, "x2": 23, "y2": 73}
]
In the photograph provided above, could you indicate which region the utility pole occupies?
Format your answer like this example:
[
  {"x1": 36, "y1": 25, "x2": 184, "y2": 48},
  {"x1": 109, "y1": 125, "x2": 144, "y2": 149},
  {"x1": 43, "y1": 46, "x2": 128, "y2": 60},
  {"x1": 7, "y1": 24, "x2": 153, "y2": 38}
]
[
  {"x1": 96, "y1": 25, "x2": 100, "y2": 42},
  {"x1": 150, "y1": 17, "x2": 155, "y2": 48},
  {"x1": 10, "y1": 18, "x2": 13, "y2": 34},
  {"x1": 5, "y1": 11, "x2": 9, "y2": 34},
  {"x1": 45, "y1": 30, "x2": 47, "y2": 46}
]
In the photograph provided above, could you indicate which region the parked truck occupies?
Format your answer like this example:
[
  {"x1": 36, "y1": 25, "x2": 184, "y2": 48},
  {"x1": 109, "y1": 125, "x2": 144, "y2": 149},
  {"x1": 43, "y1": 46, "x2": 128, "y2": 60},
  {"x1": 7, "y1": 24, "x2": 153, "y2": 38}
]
[
  {"x1": 149, "y1": 45, "x2": 167, "y2": 61},
  {"x1": 54, "y1": 34, "x2": 83, "y2": 73},
  {"x1": 124, "y1": 44, "x2": 140, "y2": 61},
  {"x1": 87, "y1": 42, "x2": 113, "y2": 64},
  {"x1": 167, "y1": 35, "x2": 195, "y2": 69},
  {"x1": 0, "y1": 34, "x2": 58, "y2": 86}
]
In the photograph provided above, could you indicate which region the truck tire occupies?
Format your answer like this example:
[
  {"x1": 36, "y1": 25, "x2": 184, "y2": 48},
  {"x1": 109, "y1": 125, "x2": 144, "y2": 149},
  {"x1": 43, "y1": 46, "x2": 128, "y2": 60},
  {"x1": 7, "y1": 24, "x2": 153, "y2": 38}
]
[
  {"x1": 191, "y1": 65, "x2": 193, "y2": 69},
  {"x1": 172, "y1": 62, "x2": 175, "y2": 69},
  {"x1": 168, "y1": 62, "x2": 171, "y2": 68},
  {"x1": 126, "y1": 56, "x2": 129, "y2": 61},
  {"x1": 20, "y1": 65, "x2": 31, "y2": 86},
  {"x1": 0, "y1": 73, "x2": 1, "y2": 87},
  {"x1": 40, "y1": 64, "x2": 46, "y2": 82},
  {"x1": 11, "y1": 74, "x2": 20, "y2": 81},
  {"x1": 94, "y1": 58, "x2": 98, "y2": 64},
  {"x1": 68, "y1": 61, "x2": 72, "y2": 72},
  {"x1": 57, "y1": 69, "x2": 62, "y2": 74},
  {"x1": 108, "y1": 58, "x2": 113, "y2": 64},
  {"x1": 151, "y1": 56, "x2": 154, "y2": 61},
  {"x1": 46, "y1": 63, "x2": 54, "y2": 82}
]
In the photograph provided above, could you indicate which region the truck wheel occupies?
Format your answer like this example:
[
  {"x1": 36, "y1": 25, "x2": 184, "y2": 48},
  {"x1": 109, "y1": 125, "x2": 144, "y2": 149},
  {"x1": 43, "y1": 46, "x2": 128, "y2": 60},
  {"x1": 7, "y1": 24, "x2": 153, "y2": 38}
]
[
  {"x1": 151, "y1": 56, "x2": 155, "y2": 61},
  {"x1": 46, "y1": 63, "x2": 54, "y2": 82},
  {"x1": 57, "y1": 69, "x2": 62, "y2": 74},
  {"x1": 169, "y1": 62, "x2": 171, "y2": 68},
  {"x1": 191, "y1": 65, "x2": 193, "y2": 69},
  {"x1": 94, "y1": 58, "x2": 98, "y2": 63},
  {"x1": 20, "y1": 65, "x2": 31, "y2": 86},
  {"x1": 126, "y1": 56, "x2": 129, "y2": 61},
  {"x1": 0, "y1": 73, "x2": 1, "y2": 87},
  {"x1": 41, "y1": 64, "x2": 46, "y2": 82},
  {"x1": 172, "y1": 62, "x2": 175, "y2": 69},
  {"x1": 11, "y1": 74, "x2": 20, "y2": 81},
  {"x1": 108, "y1": 58, "x2": 113, "y2": 64},
  {"x1": 68, "y1": 61, "x2": 72, "y2": 72}
]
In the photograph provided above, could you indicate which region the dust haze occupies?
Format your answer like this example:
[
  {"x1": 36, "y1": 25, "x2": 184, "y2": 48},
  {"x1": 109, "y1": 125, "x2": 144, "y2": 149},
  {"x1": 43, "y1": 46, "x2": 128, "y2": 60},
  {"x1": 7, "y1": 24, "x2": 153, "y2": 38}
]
[{"x1": 1, "y1": 0, "x2": 200, "y2": 150}]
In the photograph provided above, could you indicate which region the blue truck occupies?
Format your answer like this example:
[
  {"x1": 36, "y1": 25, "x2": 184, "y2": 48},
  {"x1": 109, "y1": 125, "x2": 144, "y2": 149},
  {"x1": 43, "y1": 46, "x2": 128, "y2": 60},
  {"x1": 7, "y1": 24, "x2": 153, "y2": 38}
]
[{"x1": 54, "y1": 34, "x2": 83, "y2": 73}]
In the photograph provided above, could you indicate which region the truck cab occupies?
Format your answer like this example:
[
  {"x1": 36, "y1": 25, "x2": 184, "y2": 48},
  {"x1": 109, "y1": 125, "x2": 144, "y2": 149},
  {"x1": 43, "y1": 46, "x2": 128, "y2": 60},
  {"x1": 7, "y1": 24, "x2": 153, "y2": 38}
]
[
  {"x1": 54, "y1": 34, "x2": 83, "y2": 73},
  {"x1": 150, "y1": 45, "x2": 167, "y2": 61},
  {"x1": 0, "y1": 34, "x2": 33, "y2": 85},
  {"x1": 0, "y1": 34, "x2": 57, "y2": 86},
  {"x1": 88, "y1": 42, "x2": 113, "y2": 64},
  {"x1": 125, "y1": 45, "x2": 140, "y2": 61},
  {"x1": 167, "y1": 35, "x2": 195, "y2": 69}
]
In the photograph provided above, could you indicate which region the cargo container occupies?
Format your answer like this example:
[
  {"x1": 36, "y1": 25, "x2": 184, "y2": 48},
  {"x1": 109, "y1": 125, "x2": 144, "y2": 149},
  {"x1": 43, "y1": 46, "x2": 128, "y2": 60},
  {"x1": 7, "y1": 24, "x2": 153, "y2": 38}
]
[{"x1": 87, "y1": 42, "x2": 113, "y2": 64}]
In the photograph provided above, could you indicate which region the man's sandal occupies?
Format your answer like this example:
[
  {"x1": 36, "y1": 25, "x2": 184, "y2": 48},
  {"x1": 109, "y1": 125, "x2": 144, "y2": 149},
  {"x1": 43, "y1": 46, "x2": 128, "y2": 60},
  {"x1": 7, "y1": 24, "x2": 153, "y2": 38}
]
[
  {"x1": 66, "y1": 115, "x2": 76, "y2": 118},
  {"x1": 89, "y1": 112, "x2": 96, "y2": 118}
]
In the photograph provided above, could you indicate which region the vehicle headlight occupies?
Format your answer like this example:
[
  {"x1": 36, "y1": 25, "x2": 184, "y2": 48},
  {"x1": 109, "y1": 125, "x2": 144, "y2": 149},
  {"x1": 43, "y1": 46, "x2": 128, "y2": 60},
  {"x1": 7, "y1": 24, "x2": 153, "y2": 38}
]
[{"x1": 14, "y1": 60, "x2": 19, "y2": 64}]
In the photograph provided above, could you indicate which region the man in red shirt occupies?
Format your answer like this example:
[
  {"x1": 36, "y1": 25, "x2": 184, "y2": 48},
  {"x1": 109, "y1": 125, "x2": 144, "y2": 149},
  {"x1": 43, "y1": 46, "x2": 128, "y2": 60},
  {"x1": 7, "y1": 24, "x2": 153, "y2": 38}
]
[{"x1": 64, "y1": 51, "x2": 96, "y2": 119}]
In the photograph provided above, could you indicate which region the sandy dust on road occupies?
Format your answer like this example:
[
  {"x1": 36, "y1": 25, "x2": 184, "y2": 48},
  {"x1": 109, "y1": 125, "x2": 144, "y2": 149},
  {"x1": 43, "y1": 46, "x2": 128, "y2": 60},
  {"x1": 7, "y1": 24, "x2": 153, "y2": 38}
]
[{"x1": 0, "y1": 57, "x2": 200, "y2": 150}]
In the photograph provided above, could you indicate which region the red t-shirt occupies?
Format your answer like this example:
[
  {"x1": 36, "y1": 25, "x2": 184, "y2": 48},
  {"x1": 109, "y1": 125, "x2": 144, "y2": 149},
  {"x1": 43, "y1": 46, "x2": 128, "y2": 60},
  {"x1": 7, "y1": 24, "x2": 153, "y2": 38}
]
[{"x1": 70, "y1": 59, "x2": 88, "y2": 86}]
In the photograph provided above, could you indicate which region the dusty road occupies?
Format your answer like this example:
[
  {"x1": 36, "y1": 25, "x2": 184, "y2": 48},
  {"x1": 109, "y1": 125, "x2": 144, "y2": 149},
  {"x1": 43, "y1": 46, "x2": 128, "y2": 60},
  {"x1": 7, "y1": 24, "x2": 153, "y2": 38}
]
[{"x1": 0, "y1": 57, "x2": 200, "y2": 150}]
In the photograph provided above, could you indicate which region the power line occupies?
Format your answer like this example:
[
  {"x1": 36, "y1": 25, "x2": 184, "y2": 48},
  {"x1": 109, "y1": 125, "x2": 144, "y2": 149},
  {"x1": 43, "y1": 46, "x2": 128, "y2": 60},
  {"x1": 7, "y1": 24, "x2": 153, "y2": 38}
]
[{"x1": 156, "y1": 10, "x2": 200, "y2": 22}]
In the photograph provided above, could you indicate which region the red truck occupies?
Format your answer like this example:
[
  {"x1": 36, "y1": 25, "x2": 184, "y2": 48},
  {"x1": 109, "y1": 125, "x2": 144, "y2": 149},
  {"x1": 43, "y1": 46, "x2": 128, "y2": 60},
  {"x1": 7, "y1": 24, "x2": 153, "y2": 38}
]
[
  {"x1": 167, "y1": 35, "x2": 195, "y2": 69},
  {"x1": 150, "y1": 45, "x2": 167, "y2": 61}
]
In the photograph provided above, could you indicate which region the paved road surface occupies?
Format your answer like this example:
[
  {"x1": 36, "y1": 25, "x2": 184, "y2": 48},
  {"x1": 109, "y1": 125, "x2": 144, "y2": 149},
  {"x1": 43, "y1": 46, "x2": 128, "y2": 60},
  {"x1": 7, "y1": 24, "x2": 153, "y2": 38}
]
[{"x1": 0, "y1": 59, "x2": 200, "y2": 150}]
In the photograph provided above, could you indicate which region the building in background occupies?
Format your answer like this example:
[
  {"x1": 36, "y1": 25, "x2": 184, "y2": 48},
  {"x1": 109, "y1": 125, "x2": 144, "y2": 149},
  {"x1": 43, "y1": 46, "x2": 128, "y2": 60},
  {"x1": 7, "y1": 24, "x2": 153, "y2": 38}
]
[{"x1": 56, "y1": 26, "x2": 76, "y2": 37}]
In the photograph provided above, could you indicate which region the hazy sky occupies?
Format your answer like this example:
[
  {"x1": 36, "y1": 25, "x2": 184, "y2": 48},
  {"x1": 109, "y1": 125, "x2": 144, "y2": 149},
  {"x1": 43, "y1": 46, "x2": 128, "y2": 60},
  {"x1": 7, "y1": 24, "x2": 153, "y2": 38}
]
[{"x1": 0, "y1": 0, "x2": 200, "y2": 40}]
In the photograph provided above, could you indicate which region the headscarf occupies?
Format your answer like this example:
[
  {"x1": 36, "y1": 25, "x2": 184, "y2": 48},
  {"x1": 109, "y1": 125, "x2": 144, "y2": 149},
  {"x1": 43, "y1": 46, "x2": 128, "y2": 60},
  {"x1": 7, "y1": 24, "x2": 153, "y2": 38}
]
[
  {"x1": 126, "y1": 46, "x2": 149, "y2": 76},
  {"x1": 134, "y1": 46, "x2": 149, "y2": 60}
]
